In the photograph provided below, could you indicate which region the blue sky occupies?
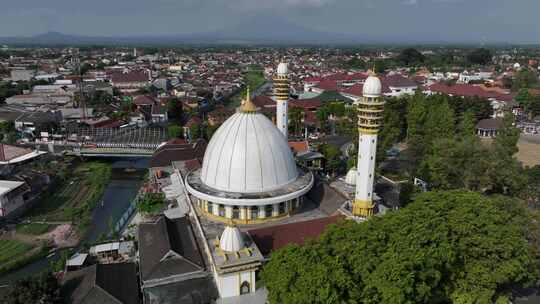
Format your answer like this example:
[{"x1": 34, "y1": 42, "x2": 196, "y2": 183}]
[{"x1": 0, "y1": 0, "x2": 538, "y2": 43}]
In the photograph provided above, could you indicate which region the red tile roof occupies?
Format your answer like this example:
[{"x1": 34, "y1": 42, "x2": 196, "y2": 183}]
[
  {"x1": 252, "y1": 95, "x2": 276, "y2": 108},
  {"x1": 248, "y1": 215, "x2": 344, "y2": 255},
  {"x1": 133, "y1": 95, "x2": 156, "y2": 106},
  {"x1": 315, "y1": 80, "x2": 339, "y2": 91},
  {"x1": 427, "y1": 83, "x2": 514, "y2": 102},
  {"x1": 290, "y1": 98, "x2": 322, "y2": 109},
  {"x1": 111, "y1": 71, "x2": 149, "y2": 83},
  {"x1": 288, "y1": 141, "x2": 309, "y2": 153}
]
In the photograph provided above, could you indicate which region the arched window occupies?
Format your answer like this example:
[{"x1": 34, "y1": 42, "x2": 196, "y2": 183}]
[
  {"x1": 278, "y1": 202, "x2": 286, "y2": 214},
  {"x1": 240, "y1": 281, "x2": 250, "y2": 295},
  {"x1": 232, "y1": 206, "x2": 240, "y2": 219},
  {"x1": 218, "y1": 205, "x2": 225, "y2": 217},
  {"x1": 250, "y1": 206, "x2": 258, "y2": 220},
  {"x1": 265, "y1": 205, "x2": 273, "y2": 218}
]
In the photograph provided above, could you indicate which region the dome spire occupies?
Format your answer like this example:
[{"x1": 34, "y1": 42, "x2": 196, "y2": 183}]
[{"x1": 240, "y1": 86, "x2": 258, "y2": 113}]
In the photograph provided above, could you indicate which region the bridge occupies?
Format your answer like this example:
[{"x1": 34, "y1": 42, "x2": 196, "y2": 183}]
[{"x1": 33, "y1": 126, "x2": 169, "y2": 158}]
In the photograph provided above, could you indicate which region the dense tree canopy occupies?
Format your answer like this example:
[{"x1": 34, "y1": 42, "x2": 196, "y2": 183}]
[
  {"x1": 262, "y1": 191, "x2": 540, "y2": 304},
  {"x1": 397, "y1": 48, "x2": 426, "y2": 66},
  {"x1": 0, "y1": 272, "x2": 61, "y2": 304},
  {"x1": 466, "y1": 48, "x2": 493, "y2": 65}
]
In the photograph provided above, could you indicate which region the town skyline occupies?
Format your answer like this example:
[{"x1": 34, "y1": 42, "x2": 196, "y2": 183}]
[{"x1": 1, "y1": 0, "x2": 539, "y2": 44}]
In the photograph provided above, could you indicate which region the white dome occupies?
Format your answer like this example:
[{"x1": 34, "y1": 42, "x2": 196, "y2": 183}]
[
  {"x1": 220, "y1": 226, "x2": 244, "y2": 252},
  {"x1": 201, "y1": 110, "x2": 298, "y2": 193},
  {"x1": 363, "y1": 75, "x2": 382, "y2": 97},
  {"x1": 277, "y1": 62, "x2": 288, "y2": 76},
  {"x1": 345, "y1": 167, "x2": 357, "y2": 185}
]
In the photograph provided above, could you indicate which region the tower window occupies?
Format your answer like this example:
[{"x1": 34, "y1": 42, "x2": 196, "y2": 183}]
[
  {"x1": 251, "y1": 206, "x2": 258, "y2": 219},
  {"x1": 232, "y1": 206, "x2": 240, "y2": 219},
  {"x1": 218, "y1": 205, "x2": 225, "y2": 217},
  {"x1": 279, "y1": 202, "x2": 286, "y2": 214},
  {"x1": 265, "y1": 205, "x2": 273, "y2": 217}
]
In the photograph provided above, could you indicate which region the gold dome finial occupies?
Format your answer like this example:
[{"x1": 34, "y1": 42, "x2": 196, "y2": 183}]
[
  {"x1": 240, "y1": 86, "x2": 258, "y2": 113},
  {"x1": 368, "y1": 64, "x2": 377, "y2": 76}
]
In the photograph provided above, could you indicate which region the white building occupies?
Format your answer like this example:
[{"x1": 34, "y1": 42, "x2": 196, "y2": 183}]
[
  {"x1": 185, "y1": 91, "x2": 314, "y2": 224},
  {"x1": 0, "y1": 180, "x2": 29, "y2": 217}
]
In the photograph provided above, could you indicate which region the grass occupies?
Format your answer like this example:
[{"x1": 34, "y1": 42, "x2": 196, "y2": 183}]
[
  {"x1": 227, "y1": 69, "x2": 267, "y2": 109},
  {"x1": 26, "y1": 161, "x2": 112, "y2": 234},
  {"x1": 0, "y1": 242, "x2": 50, "y2": 275},
  {"x1": 0, "y1": 240, "x2": 34, "y2": 266},
  {"x1": 16, "y1": 223, "x2": 56, "y2": 236}
]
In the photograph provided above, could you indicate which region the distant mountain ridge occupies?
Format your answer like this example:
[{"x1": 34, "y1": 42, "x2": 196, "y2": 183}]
[{"x1": 0, "y1": 14, "x2": 372, "y2": 46}]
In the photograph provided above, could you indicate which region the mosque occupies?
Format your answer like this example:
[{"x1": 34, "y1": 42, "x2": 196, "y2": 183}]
[
  {"x1": 185, "y1": 63, "x2": 314, "y2": 225},
  {"x1": 183, "y1": 62, "x2": 385, "y2": 301}
]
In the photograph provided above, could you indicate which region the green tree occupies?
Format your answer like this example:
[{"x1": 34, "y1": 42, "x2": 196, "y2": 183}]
[
  {"x1": 167, "y1": 98, "x2": 184, "y2": 121},
  {"x1": 189, "y1": 122, "x2": 202, "y2": 140},
  {"x1": 137, "y1": 193, "x2": 165, "y2": 215},
  {"x1": 288, "y1": 106, "x2": 304, "y2": 136},
  {"x1": 513, "y1": 69, "x2": 538, "y2": 91},
  {"x1": 262, "y1": 191, "x2": 540, "y2": 304},
  {"x1": 320, "y1": 144, "x2": 342, "y2": 176},
  {"x1": 0, "y1": 272, "x2": 61, "y2": 304},
  {"x1": 520, "y1": 165, "x2": 540, "y2": 207},
  {"x1": 206, "y1": 123, "x2": 220, "y2": 140},
  {"x1": 494, "y1": 113, "x2": 520, "y2": 156},
  {"x1": 167, "y1": 124, "x2": 182, "y2": 139},
  {"x1": 397, "y1": 48, "x2": 425, "y2": 66},
  {"x1": 466, "y1": 48, "x2": 493, "y2": 65}
]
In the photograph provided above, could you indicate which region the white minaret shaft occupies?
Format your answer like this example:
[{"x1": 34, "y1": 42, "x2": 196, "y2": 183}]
[
  {"x1": 353, "y1": 73, "x2": 384, "y2": 218},
  {"x1": 274, "y1": 62, "x2": 290, "y2": 138}
]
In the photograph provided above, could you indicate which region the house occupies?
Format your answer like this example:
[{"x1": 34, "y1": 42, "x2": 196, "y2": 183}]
[
  {"x1": 14, "y1": 111, "x2": 61, "y2": 136},
  {"x1": 10, "y1": 69, "x2": 35, "y2": 82},
  {"x1": 0, "y1": 144, "x2": 47, "y2": 166},
  {"x1": 149, "y1": 139, "x2": 207, "y2": 170},
  {"x1": 138, "y1": 216, "x2": 217, "y2": 304},
  {"x1": 88, "y1": 241, "x2": 135, "y2": 263},
  {"x1": 0, "y1": 180, "x2": 30, "y2": 218},
  {"x1": 383, "y1": 74, "x2": 418, "y2": 97},
  {"x1": 62, "y1": 263, "x2": 140, "y2": 304},
  {"x1": 151, "y1": 103, "x2": 168, "y2": 124},
  {"x1": 110, "y1": 70, "x2": 150, "y2": 93},
  {"x1": 476, "y1": 118, "x2": 504, "y2": 138},
  {"x1": 5, "y1": 94, "x2": 71, "y2": 106}
]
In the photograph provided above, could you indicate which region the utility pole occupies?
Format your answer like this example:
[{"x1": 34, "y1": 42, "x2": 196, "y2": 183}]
[{"x1": 73, "y1": 48, "x2": 87, "y2": 121}]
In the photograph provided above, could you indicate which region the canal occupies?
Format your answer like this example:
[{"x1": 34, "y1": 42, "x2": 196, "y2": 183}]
[{"x1": 0, "y1": 158, "x2": 148, "y2": 284}]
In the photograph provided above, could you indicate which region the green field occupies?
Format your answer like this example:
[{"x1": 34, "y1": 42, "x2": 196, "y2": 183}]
[
  {"x1": 26, "y1": 162, "x2": 112, "y2": 232},
  {"x1": 15, "y1": 223, "x2": 56, "y2": 236},
  {"x1": 0, "y1": 240, "x2": 34, "y2": 265},
  {"x1": 227, "y1": 69, "x2": 266, "y2": 108}
]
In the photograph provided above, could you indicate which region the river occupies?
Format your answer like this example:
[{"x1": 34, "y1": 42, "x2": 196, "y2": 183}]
[{"x1": 0, "y1": 158, "x2": 147, "y2": 284}]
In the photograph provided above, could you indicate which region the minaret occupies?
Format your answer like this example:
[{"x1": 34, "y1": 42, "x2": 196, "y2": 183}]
[
  {"x1": 273, "y1": 62, "x2": 290, "y2": 138},
  {"x1": 353, "y1": 72, "x2": 385, "y2": 218}
]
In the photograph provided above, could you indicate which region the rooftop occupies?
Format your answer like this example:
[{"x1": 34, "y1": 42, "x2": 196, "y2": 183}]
[{"x1": 138, "y1": 216, "x2": 205, "y2": 282}]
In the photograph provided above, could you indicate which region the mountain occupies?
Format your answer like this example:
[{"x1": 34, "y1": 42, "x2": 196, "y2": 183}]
[{"x1": 0, "y1": 14, "x2": 371, "y2": 46}]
